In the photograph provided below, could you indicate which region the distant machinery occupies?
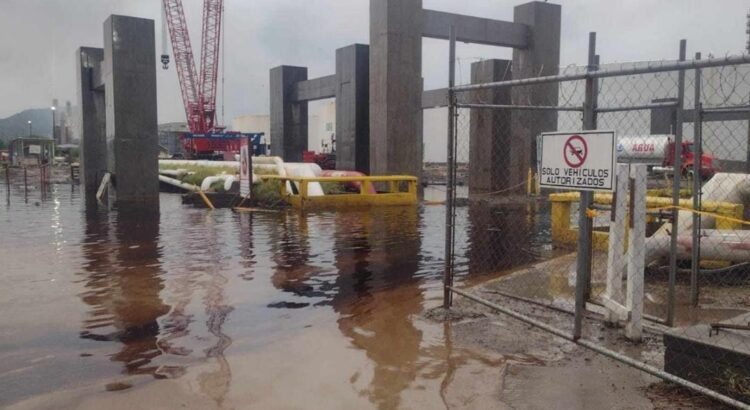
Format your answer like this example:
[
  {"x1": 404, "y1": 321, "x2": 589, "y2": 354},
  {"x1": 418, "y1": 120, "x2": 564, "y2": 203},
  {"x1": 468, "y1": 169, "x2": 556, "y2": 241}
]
[{"x1": 162, "y1": 0, "x2": 259, "y2": 159}]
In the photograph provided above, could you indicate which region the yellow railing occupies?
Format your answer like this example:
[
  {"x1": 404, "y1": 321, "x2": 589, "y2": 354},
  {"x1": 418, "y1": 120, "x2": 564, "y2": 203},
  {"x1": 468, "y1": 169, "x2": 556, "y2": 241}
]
[
  {"x1": 549, "y1": 191, "x2": 744, "y2": 251},
  {"x1": 259, "y1": 175, "x2": 418, "y2": 208}
]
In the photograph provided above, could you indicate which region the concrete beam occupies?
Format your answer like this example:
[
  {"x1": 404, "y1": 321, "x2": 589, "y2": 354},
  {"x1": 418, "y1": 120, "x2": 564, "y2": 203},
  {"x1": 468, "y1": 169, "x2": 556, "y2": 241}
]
[
  {"x1": 293, "y1": 74, "x2": 337, "y2": 102},
  {"x1": 650, "y1": 98, "x2": 677, "y2": 134},
  {"x1": 422, "y1": 88, "x2": 449, "y2": 109},
  {"x1": 422, "y1": 9, "x2": 529, "y2": 48},
  {"x1": 335, "y1": 44, "x2": 370, "y2": 173},
  {"x1": 684, "y1": 109, "x2": 749, "y2": 123},
  {"x1": 76, "y1": 47, "x2": 106, "y2": 198},
  {"x1": 469, "y1": 59, "x2": 513, "y2": 194},
  {"x1": 270, "y1": 65, "x2": 308, "y2": 162},
  {"x1": 103, "y1": 15, "x2": 159, "y2": 205},
  {"x1": 370, "y1": 0, "x2": 423, "y2": 177},
  {"x1": 421, "y1": 88, "x2": 474, "y2": 108}
]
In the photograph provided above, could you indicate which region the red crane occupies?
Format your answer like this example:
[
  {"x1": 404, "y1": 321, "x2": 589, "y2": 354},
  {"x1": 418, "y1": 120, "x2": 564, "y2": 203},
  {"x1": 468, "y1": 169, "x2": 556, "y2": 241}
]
[{"x1": 162, "y1": 0, "x2": 223, "y2": 135}]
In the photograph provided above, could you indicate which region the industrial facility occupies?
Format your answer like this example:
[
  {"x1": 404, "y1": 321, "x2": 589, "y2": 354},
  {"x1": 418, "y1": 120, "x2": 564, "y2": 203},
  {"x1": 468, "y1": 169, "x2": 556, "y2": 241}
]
[{"x1": 4, "y1": 1, "x2": 750, "y2": 409}]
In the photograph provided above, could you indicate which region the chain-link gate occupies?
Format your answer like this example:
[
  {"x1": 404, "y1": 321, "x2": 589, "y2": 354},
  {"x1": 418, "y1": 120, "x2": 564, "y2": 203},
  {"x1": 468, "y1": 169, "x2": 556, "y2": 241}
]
[{"x1": 443, "y1": 31, "x2": 750, "y2": 408}]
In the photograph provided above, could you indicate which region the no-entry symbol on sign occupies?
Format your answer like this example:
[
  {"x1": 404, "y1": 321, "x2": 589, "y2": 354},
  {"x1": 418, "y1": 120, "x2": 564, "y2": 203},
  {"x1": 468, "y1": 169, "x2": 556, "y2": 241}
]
[
  {"x1": 563, "y1": 135, "x2": 588, "y2": 168},
  {"x1": 538, "y1": 130, "x2": 616, "y2": 191}
]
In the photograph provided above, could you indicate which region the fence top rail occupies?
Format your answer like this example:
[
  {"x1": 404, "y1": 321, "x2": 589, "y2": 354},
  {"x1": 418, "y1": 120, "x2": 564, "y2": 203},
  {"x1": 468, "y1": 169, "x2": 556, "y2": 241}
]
[
  {"x1": 452, "y1": 54, "x2": 750, "y2": 93},
  {"x1": 259, "y1": 175, "x2": 418, "y2": 183}
]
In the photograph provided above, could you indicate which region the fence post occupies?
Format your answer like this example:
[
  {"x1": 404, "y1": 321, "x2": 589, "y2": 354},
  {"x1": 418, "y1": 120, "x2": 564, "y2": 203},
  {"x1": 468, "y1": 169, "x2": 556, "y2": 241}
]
[
  {"x1": 574, "y1": 32, "x2": 598, "y2": 340},
  {"x1": 604, "y1": 164, "x2": 629, "y2": 323},
  {"x1": 443, "y1": 25, "x2": 457, "y2": 309},
  {"x1": 667, "y1": 39, "x2": 687, "y2": 327},
  {"x1": 626, "y1": 164, "x2": 647, "y2": 341},
  {"x1": 690, "y1": 52, "x2": 703, "y2": 307},
  {"x1": 4, "y1": 163, "x2": 9, "y2": 190},
  {"x1": 23, "y1": 166, "x2": 28, "y2": 203}
]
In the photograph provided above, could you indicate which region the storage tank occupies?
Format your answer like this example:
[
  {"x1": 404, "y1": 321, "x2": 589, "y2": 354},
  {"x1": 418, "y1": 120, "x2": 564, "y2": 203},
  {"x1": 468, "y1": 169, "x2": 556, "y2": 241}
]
[{"x1": 616, "y1": 134, "x2": 672, "y2": 164}]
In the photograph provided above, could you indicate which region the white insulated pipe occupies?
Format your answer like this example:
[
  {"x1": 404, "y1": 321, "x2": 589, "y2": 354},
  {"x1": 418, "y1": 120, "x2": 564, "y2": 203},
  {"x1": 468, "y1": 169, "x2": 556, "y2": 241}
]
[
  {"x1": 159, "y1": 175, "x2": 199, "y2": 192},
  {"x1": 200, "y1": 175, "x2": 237, "y2": 191},
  {"x1": 159, "y1": 159, "x2": 239, "y2": 168},
  {"x1": 646, "y1": 172, "x2": 750, "y2": 265}
]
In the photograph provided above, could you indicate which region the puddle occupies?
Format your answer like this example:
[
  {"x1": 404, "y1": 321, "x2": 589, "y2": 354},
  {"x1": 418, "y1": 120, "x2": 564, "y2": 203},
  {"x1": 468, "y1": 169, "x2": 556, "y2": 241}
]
[{"x1": 1, "y1": 182, "x2": 551, "y2": 409}]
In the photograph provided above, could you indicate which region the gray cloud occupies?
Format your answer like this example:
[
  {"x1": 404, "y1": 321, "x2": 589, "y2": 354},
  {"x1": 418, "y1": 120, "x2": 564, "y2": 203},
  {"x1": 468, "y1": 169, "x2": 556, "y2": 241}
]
[{"x1": 0, "y1": 0, "x2": 747, "y2": 125}]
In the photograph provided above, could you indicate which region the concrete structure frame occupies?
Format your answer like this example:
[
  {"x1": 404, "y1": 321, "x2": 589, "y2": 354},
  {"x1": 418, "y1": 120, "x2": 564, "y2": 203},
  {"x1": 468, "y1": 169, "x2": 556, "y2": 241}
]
[
  {"x1": 270, "y1": 44, "x2": 370, "y2": 173},
  {"x1": 370, "y1": 0, "x2": 561, "y2": 185},
  {"x1": 270, "y1": 1, "x2": 561, "y2": 182},
  {"x1": 77, "y1": 15, "x2": 159, "y2": 206}
]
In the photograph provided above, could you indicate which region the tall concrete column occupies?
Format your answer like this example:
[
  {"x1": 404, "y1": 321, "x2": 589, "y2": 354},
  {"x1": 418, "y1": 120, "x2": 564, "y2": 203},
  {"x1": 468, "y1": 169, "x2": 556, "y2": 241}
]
[
  {"x1": 650, "y1": 98, "x2": 678, "y2": 134},
  {"x1": 511, "y1": 1, "x2": 561, "y2": 186},
  {"x1": 103, "y1": 15, "x2": 159, "y2": 205},
  {"x1": 77, "y1": 47, "x2": 106, "y2": 198},
  {"x1": 469, "y1": 59, "x2": 512, "y2": 194},
  {"x1": 336, "y1": 44, "x2": 370, "y2": 173},
  {"x1": 270, "y1": 66, "x2": 308, "y2": 162},
  {"x1": 369, "y1": 0, "x2": 423, "y2": 177}
]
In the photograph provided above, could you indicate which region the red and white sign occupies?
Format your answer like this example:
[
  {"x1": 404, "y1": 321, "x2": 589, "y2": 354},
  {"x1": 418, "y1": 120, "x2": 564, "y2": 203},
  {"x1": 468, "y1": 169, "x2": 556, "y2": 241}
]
[
  {"x1": 539, "y1": 130, "x2": 616, "y2": 191},
  {"x1": 239, "y1": 137, "x2": 251, "y2": 198}
]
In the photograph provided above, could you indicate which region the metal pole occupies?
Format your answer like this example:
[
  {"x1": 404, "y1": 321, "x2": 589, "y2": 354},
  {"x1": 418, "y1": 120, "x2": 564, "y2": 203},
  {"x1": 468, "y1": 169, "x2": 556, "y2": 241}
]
[
  {"x1": 747, "y1": 92, "x2": 750, "y2": 173},
  {"x1": 51, "y1": 108, "x2": 56, "y2": 144},
  {"x1": 4, "y1": 163, "x2": 9, "y2": 201},
  {"x1": 23, "y1": 166, "x2": 28, "y2": 203},
  {"x1": 691, "y1": 52, "x2": 703, "y2": 307},
  {"x1": 443, "y1": 25, "x2": 457, "y2": 309},
  {"x1": 574, "y1": 32, "x2": 598, "y2": 340},
  {"x1": 667, "y1": 40, "x2": 687, "y2": 326}
]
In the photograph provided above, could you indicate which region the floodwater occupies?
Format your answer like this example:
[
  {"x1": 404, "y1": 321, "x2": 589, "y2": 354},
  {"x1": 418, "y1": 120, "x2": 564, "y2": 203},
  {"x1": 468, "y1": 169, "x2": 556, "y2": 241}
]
[{"x1": 0, "y1": 181, "x2": 552, "y2": 409}]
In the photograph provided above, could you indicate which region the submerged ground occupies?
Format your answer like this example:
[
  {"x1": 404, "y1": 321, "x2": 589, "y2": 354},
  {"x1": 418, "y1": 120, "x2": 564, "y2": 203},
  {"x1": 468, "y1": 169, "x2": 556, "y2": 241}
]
[{"x1": 0, "y1": 179, "x2": 725, "y2": 409}]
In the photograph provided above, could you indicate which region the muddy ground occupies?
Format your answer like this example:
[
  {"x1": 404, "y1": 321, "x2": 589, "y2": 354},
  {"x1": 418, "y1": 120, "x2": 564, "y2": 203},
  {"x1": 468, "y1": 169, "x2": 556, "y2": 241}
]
[{"x1": 425, "y1": 278, "x2": 731, "y2": 409}]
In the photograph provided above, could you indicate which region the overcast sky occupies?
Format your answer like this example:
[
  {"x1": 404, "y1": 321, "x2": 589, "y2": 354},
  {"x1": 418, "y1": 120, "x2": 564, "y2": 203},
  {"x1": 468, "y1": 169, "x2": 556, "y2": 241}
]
[{"x1": 0, "y1": 0, "x2": 747, "y2": 122}]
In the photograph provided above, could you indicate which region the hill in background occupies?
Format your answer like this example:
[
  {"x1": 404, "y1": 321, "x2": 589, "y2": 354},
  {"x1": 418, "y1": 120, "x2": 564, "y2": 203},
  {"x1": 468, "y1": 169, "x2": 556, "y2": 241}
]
[{"x1": 0, "y1": 109, "x2": 53, "y2": 143}]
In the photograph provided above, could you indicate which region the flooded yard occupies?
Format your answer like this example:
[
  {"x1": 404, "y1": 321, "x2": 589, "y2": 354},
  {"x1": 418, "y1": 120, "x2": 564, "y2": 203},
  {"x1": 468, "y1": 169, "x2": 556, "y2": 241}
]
[
  {"x1": 0, "y1": 180, "x2": 711, "y2": 409},
  {"x1": 0, "y1": 183, "x2": 492, "y2": 408}
]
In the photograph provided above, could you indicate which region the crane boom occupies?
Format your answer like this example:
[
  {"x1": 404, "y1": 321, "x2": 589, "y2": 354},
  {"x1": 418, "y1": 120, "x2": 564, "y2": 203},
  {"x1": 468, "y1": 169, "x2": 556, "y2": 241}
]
[
  {"x1": 162, "y1": 0, "x2": 202, "y2": 133},
  {"x1": 162, "y1": 0, "x2": 223, "y2": 134},
  {"x1": 199, "y1": 0, "x2": 223, "y2": 132}
]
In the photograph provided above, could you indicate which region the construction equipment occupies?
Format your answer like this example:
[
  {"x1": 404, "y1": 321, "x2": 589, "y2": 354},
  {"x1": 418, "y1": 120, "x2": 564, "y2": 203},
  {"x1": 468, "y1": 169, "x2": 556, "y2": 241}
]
[{"x1": 163, "y1": 0, "x2": 252, "y2": 159}]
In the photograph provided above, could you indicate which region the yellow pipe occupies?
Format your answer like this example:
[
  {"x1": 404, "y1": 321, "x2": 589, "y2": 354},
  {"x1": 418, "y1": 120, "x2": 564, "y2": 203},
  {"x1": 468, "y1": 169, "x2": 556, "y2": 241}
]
[{"x1": 198, "y1": 190, "x2": 215, "y2": 210}]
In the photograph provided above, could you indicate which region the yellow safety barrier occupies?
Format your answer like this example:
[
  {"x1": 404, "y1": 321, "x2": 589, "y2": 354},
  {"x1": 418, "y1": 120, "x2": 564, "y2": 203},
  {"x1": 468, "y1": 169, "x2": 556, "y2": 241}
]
[
  {"x1": 259, "y1": 175, "x2": 418, "y2": 209},
  {"x1": 549, "y1": 192, "x2": 744, "y2": 251}
]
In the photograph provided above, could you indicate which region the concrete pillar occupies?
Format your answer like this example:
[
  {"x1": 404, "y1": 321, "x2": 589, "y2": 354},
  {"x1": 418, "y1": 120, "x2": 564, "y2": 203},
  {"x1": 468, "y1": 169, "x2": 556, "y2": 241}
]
[
  {"x1": 369, "y1": 0, "x2": 423, "y2": 177},
  {"x1": 103, "y1": 15, "x2": 159, "y2": 204},
  {"x1": 469, "y1": 59, "x2": 512, "y2": 194},
  {"x1": 270, "y1": 66, "x2": 308, "y2": 162},
  {"x1": 511, "y1": 1, "x2": 561, "y2": 186},
  {"x1": 76, "y1": 47, "x2": 106, "y2": 198},
  {"x1": 650, "y1": 98, "x2": 678, "y2": 134},
  {"x1": 335, "y1": 44, "x2": 370, "y2": 173}
]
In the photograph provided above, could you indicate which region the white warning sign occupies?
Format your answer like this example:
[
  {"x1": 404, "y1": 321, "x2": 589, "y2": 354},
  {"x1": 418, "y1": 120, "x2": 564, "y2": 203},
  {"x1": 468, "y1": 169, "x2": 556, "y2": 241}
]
[{"x1": 539, "y1": 130, "x2": 616, "y2": 191}]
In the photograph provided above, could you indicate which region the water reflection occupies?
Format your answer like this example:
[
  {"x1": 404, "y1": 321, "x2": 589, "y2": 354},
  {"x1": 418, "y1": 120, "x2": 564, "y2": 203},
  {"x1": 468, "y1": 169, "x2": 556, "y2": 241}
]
[
  {"x1": 467, "y1": 200, "x2": 543, "y2": 275},
  {"x1": 268, "y1": 212, "x2": 319, "y2": 306},
  {"x1": 332, "y1": 207, "x2": 423, "y2": 409},
  {"x1": 79, "y1": 205, "x2": 170, "y2": 376}
]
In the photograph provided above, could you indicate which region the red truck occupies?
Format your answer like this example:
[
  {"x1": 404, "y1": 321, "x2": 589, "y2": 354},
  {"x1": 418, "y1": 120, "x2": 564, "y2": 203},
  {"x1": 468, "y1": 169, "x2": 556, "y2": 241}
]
[{"x1": 616, "y1": 135, "x2": 717, "y2": 179}]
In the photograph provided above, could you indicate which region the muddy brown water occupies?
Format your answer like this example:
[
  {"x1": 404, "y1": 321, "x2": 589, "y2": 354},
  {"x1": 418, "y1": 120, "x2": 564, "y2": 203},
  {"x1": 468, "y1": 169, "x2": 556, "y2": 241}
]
[{"x1": 0, "y1": 181, "x2": 558, "y2": 409}]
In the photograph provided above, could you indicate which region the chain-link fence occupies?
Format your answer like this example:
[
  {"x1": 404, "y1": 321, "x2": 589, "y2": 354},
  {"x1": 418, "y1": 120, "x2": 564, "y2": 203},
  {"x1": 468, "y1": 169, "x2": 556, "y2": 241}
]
[{"x1": 443, "y1": 32, "x2": 750, "y2": 408}]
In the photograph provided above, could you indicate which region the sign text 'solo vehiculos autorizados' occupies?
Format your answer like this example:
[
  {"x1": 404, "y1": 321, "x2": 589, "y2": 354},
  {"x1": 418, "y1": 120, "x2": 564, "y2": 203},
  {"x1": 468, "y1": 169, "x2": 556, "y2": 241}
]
[{"x1": 538, "y1": 131, "x2": 616, "y2": 191}]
